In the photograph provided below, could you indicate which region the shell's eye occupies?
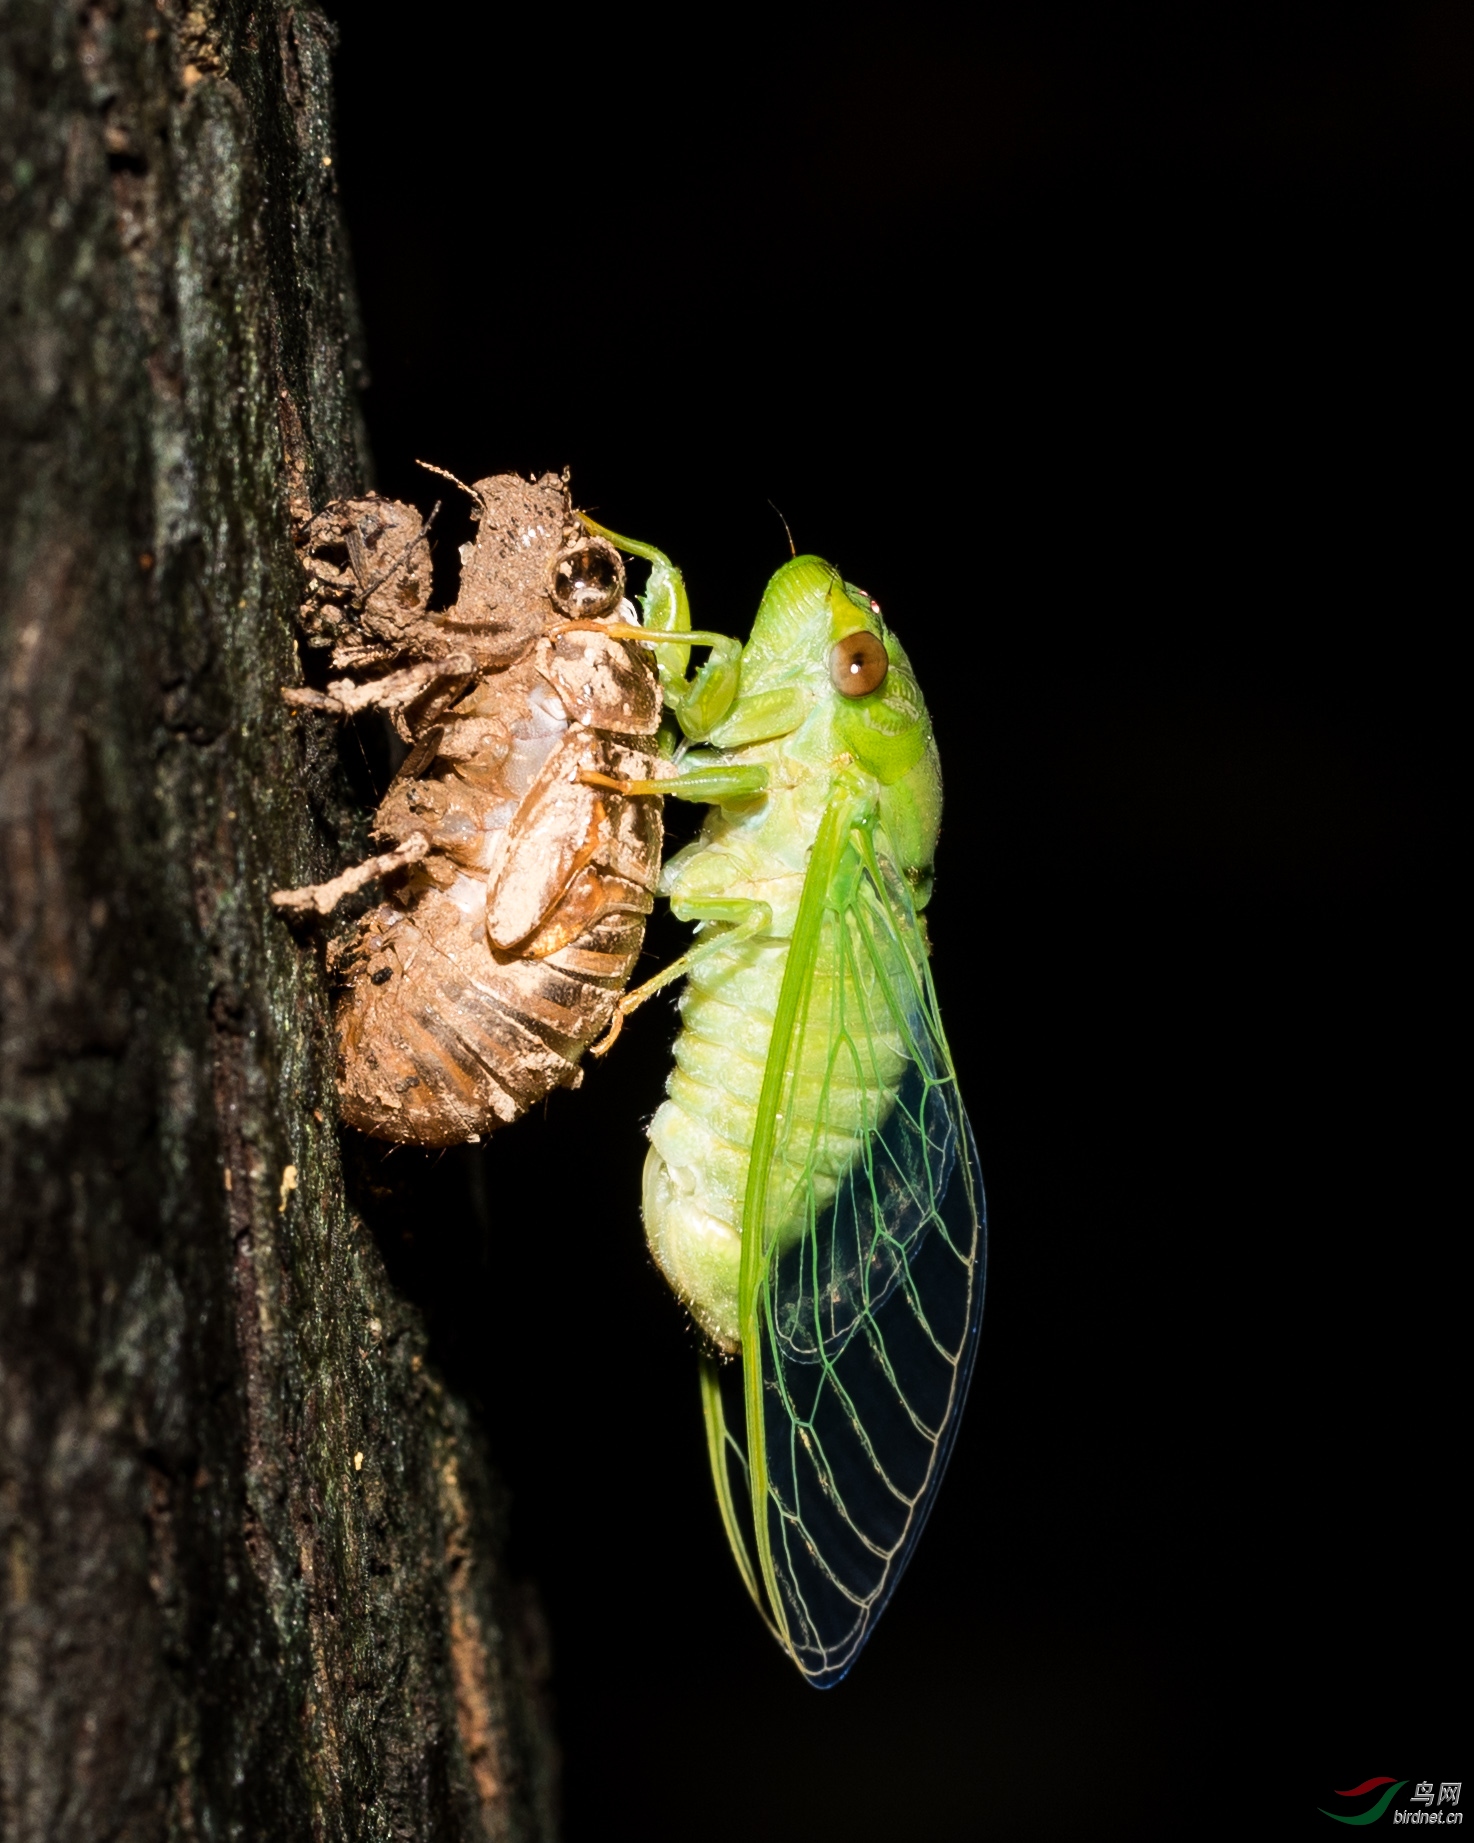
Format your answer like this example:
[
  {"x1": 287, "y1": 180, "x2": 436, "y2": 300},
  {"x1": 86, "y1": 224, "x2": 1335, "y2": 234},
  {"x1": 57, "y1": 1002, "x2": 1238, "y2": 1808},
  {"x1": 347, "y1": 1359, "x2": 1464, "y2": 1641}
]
[
  {"x1": 549, "y1": 538, "x2": 625, "y2": 617},
  {"x1": 828, "y1": 630, "x2": 889, "y2": 697}
]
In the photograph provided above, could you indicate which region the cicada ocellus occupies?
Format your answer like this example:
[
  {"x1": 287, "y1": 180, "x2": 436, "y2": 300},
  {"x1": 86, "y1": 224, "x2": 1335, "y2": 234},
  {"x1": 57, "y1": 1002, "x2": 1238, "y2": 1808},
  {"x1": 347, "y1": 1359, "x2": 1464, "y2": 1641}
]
[{"x1": 574, "y1": 528, "x2": 987, "y2": 1685}]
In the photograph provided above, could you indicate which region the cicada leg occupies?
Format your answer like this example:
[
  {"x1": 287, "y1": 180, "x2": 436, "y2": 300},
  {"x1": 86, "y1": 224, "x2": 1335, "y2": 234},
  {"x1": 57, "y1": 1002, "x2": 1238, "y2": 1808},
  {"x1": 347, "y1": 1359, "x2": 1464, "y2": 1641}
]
[
  {"x1": 589, "y1": 893, "x2": 772, "y2": 1057},
  {"x1": 578, "y1": 761, "x2": 767, "y2": 803},
  {"x1": 561, "y1": 621, "x2": 743, "y2": 743},
  {"x1": 270, "y1": 831, "x2": 431, "y2": 918},
  {"x1": 567, "y1": 514, "x2": 745, "y2": 742},
  {"x1": 281, "y1": 658, "x2": 474, "y2": 730}
]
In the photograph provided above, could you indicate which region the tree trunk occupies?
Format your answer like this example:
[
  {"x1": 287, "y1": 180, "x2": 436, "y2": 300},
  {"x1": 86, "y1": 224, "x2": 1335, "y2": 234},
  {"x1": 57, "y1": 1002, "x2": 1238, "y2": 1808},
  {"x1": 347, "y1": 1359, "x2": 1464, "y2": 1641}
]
[{"x1": 0, "y1": 3, "x2": 557, "y2": 1837}]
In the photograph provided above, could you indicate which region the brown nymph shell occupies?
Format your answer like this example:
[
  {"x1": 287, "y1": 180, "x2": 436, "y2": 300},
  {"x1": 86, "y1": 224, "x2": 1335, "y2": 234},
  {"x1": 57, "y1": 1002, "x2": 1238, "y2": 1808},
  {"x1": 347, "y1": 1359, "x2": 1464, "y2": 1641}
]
[{"x1": 275, "y1": 471, "x2": 665, "y2": 1145}]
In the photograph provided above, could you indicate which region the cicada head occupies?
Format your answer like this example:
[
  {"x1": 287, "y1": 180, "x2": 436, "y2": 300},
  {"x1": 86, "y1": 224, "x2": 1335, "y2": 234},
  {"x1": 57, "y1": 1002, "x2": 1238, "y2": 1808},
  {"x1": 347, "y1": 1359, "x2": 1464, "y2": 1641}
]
[{"x1": 735, "y1": 557, "x2": 943, "y2": 878}]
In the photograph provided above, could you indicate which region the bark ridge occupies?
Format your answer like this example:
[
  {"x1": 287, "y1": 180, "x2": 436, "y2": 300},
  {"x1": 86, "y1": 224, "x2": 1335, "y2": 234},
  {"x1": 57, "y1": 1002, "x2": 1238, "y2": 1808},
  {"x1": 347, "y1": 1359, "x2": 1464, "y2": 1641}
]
[{"x1": 0, "y1": 3, "x2": 556, "y2": 1836}]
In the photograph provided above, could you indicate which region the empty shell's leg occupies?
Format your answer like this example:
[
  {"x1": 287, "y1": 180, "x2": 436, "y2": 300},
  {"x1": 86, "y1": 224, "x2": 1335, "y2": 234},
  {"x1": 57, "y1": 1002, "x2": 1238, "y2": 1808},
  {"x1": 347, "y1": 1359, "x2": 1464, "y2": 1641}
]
[
  {"x1": 271, "y1": 832, "x2": 430, "y2": 919},
  {"x1": 282, "y1": 658, "x2": 475, "y2": 724}
]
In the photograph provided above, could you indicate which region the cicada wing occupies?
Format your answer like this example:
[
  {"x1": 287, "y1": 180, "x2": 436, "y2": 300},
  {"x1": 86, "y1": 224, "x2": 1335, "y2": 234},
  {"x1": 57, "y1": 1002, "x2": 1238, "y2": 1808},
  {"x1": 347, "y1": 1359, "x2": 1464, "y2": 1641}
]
[{"x1": 740, "y1": 814, "x2": 986, "y2": 1687}]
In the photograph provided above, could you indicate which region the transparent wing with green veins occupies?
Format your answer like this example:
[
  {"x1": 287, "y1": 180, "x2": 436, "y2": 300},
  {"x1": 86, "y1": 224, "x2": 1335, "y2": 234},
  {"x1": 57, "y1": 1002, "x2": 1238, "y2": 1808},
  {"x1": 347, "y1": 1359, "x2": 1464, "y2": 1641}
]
[{"x1": 701, "y1": 794, "x2": 986, "y2": 1687}]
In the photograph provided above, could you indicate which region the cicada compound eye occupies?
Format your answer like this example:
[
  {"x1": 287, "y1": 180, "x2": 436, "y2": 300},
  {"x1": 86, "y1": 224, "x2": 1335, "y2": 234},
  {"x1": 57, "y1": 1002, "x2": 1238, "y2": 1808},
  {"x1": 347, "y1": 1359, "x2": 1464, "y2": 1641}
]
[
  {"x1": 828, "y1": 630, "x2": 889, "y2": 697},
  {"x1": 549, "y1": 537, "x2": 626, "y2": 618}
]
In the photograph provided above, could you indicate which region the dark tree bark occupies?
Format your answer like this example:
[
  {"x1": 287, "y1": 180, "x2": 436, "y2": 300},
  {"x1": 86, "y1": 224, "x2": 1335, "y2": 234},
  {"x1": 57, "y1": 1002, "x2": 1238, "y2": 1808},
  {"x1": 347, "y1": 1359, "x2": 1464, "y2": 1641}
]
[{"x1": 0, "y1": 3, "x2": 556, "y2": 1837}]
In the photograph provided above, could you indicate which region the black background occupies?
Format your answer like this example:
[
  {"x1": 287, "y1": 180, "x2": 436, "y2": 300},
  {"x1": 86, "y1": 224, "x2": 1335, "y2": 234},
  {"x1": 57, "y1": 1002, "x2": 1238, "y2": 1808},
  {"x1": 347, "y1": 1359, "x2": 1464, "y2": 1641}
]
[{"x1": 321, "y1": 5, "x2": 1464, "y2": 1837}]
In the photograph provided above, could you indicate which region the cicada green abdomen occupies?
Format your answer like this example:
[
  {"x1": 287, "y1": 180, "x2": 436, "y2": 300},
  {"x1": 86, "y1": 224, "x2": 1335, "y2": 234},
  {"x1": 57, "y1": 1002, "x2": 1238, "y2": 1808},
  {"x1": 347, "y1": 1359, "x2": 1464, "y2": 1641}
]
[{"x1": 582, "y1": 540, "x2": 986, "y2": 1685}]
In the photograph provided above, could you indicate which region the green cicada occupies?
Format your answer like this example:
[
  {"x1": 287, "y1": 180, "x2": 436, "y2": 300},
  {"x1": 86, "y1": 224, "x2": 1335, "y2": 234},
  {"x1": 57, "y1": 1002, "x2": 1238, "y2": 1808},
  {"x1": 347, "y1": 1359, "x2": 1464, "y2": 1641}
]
[{"x1": 571, "y1": 526, "x2": 986, "y2": 1687}]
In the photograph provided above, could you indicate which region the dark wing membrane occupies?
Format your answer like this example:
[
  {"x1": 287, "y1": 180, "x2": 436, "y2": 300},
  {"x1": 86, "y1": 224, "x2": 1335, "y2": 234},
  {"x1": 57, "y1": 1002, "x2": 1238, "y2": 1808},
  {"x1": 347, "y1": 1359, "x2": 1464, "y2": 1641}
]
[{"x1": 752, "y1": 826, "x2": 986, "y2": 1686}]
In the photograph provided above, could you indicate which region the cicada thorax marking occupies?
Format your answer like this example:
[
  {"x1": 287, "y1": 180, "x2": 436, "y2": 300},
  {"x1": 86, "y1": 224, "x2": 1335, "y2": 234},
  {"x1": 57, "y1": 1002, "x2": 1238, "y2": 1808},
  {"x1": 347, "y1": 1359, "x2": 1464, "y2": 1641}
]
[{"x1": 278, "y1": 471, "x2": 665, "y2": 1146}]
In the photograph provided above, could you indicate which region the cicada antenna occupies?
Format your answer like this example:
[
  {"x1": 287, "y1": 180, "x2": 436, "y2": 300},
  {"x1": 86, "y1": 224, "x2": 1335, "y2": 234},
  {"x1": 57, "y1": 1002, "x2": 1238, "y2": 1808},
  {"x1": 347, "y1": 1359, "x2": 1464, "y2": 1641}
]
[
  {"x1": 767, "y1": 498, "x2": 797, "y2": 558},
  {"x1": 415, "y1": 459, "x2": 483, "y2": 506}
]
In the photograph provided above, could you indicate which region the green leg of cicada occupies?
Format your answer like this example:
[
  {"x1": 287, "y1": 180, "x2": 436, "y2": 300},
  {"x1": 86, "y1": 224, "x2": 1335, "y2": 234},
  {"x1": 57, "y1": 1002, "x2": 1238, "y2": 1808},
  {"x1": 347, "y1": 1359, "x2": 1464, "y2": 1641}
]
[
  {"x1": 578, "y1": 746, "x2": 770, "y2": 1057},
  {"x1": 570, "y1": 522, "x2": 744, "y2": 741},
  {"x1": 563, "y1": 621, "x2": 743, "y2": 743},
  {"x1": 579, "y1": 761, "x2": 767, "y2": 804},
  {"x1": 589, "y1": 892, "x2": 772, "y2": 1058}
]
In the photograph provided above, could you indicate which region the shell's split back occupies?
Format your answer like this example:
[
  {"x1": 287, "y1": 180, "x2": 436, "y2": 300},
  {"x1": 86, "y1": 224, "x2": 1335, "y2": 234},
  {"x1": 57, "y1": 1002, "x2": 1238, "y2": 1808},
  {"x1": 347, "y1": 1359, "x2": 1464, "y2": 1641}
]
[{"x1": 281, "y1": 472, "x2": 664, "y2": 1145}]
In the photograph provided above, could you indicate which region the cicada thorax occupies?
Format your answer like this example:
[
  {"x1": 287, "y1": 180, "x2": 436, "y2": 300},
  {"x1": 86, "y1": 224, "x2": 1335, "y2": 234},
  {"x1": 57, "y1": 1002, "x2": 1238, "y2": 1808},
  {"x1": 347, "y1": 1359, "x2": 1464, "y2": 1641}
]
[{"x1": 285, "y1": 471, "x2": 665, "y2": 1145}]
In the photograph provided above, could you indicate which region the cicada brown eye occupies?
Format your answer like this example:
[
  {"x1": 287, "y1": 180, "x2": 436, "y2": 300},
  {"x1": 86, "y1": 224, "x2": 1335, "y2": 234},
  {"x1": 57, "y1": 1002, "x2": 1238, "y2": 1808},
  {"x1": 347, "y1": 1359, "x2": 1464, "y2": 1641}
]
[
  {"x1": 828, "y1": 630, "x2": 889, "y2": 697},
  {"x1": 549, "y1": 538, "x2": 625, "y2": 617}
]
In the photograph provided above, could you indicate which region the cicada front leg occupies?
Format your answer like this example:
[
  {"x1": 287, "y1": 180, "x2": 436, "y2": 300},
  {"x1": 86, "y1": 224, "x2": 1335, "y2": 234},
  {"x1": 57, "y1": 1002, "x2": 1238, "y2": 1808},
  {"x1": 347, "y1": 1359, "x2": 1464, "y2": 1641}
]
[
  {"x1": 272, "y1": 659, "x2": 476, "y2": 918},
  {"x1": 281, "y1": 656, "x2": 476, "y2": 739},
  {"x1": 578, "y1": 757, "x2": 767, "y2": 804},
  {"x1": 572, "y1": 517, "x2": 744, "y2": 742}
]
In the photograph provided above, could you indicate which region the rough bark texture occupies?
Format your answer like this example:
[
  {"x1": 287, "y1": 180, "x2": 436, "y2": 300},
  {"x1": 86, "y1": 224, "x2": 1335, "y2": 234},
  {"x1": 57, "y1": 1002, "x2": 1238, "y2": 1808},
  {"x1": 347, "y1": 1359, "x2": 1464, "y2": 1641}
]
[{"x1": 0, "y1": 3, "x2": 557, "y2": 1838}]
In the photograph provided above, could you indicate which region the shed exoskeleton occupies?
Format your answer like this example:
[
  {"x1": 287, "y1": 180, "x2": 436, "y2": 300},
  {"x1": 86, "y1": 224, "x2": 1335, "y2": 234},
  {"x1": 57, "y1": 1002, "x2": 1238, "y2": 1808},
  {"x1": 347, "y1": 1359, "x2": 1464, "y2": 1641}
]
[{"x1": 273, "y1": 470, "x2": 666, "y2": 1145}]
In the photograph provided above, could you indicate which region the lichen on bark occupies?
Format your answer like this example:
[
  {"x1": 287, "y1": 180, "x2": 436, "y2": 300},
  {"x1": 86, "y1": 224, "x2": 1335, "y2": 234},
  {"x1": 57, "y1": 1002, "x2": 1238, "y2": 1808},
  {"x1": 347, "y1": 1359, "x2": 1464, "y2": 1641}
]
[{"x1": 0, "y1": 3, "x2": 556, "y2": 1837}]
